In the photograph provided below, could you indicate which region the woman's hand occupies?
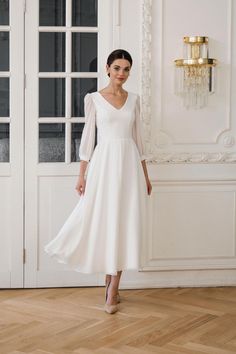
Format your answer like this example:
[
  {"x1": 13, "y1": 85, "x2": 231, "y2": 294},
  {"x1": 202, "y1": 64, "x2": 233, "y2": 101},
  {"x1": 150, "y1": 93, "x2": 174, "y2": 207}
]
[
  {"x1": 75, "y1": 175, "x2": 86, "y2": 196},
  {"x1": 146, "y1": 177, "x2": 152, "y2": 195}
]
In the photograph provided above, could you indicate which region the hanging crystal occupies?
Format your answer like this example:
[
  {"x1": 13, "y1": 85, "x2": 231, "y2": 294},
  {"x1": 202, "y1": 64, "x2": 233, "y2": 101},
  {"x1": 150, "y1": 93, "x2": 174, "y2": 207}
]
[{"x1": 174, "y1": 37, "x2": 217, "y2": 109}]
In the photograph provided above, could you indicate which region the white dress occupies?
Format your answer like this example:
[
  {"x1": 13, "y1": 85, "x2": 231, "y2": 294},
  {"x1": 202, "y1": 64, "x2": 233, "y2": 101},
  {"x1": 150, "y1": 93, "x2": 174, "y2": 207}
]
[{"x1": 44, "y1": 91, "x2": 148, "y2": 276}]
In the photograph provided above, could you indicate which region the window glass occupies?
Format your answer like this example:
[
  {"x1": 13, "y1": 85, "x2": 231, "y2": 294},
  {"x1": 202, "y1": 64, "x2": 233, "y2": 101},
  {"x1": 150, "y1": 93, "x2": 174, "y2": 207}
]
[
  {"x1": 72, "y1": 0, "x2": 97, "y2": 27},
  {"x1": 72, "y1": 33, "x2": 97, "y2": 72},
  {"x1": 71, "y1": 123, "x2": 84, "y2": 162},
  {"x1": 0, "y1": 78, "x2": 9, "y2": 117},
  {"x1": 39, "y1": 0, "x2": 66, "y2": 26},
  {"x1": 0, "y1": 123, "x2": 9, "y2": 162},
  {"x1": 39, "y1": 32, "x2": 65, "y2": 72},
  {"x1": 0, "y1": 0, "x2": 9, "y2": 26},
  {"x1": 39, "y1": 78, "x2": 65, "y2": 117},
  {"x1": 71, "y1": 78, "x2": 97, "y2": 117},
  {"x1": 39, "y1": 123, "x2": 65, "y2": 162},
  {"x1": 0, "y1": 32, "x2": 9, "y2": 71}
]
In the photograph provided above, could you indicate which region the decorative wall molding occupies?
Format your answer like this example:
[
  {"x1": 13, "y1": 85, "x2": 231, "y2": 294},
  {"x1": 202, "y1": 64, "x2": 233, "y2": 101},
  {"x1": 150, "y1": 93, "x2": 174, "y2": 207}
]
[
  {"x1": 141, "y1": 0, "x2": 153, "y2": 157},
  {"x1": 223, "y1": 135, "x2": 235, "y2": 147},
  {"x1": 147, "y1": 151, "x2": 236, "y2": 164},
  {"x1": 141, "y1": 0, "x2": 236, "y2": 164}
]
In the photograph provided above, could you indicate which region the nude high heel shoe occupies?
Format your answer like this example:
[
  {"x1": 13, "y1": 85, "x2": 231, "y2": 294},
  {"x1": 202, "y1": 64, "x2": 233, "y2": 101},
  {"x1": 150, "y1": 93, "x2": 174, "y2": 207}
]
[
  {"x1": 116, "y1": 292, "x2": 121, "y2": 303},
  {"x1": 105, "y1": 278, "x2": 121, "y2": 303},
  {"x1": 104, "y1": 281, "x2": 118, "y2": 314}
]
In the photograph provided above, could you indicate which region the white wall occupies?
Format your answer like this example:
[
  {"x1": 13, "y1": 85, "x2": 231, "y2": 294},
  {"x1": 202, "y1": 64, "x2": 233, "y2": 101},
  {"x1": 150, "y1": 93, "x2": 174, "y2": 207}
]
[
  {"x1": 117, "y1": 0, "x2": 236, "y2": 287},
  {"x1": 21, "y1": 0, "x2": 236, "y2": 289}
]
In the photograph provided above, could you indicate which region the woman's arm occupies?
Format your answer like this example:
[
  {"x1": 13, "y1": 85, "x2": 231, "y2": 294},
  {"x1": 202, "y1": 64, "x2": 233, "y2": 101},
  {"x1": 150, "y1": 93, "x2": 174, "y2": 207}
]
[
  {"x1": 132, "y1": 95, "x2": 152, "y2": 195},
  {"x1": 79, "y1": 160, "x2": 88, "y2": 178},
  {"x1": 75, "y1": 93, "x2": 96, "y2": 195},
  {"x1": 141, "y1": 160, "x2": 152, "y2": 195},
  {"x1": 75, "y1": 160, "x2": 88, "y2": 195}
]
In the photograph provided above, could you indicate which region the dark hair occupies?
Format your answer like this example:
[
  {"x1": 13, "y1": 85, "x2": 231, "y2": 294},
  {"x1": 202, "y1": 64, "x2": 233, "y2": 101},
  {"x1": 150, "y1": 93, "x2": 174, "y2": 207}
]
[{"x1": 106, "y1": 49, "x2": 133, "y2": 77}]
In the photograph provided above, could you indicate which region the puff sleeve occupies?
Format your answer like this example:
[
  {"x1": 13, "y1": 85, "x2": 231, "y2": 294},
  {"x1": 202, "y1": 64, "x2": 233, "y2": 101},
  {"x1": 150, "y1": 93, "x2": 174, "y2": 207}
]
[
  {"x1": 132, "y1": 94, "x2": 146, "y2": 161},
  {"x1": 79, "y1": 93, "x2": 96, "y2": 162}
]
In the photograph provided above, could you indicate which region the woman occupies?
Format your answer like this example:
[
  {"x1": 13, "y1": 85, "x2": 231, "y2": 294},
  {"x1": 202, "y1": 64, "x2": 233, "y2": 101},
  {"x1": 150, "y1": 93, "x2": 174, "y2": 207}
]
[{"x1": 44, "y1": 49, "x2": 152, "y2": 314}]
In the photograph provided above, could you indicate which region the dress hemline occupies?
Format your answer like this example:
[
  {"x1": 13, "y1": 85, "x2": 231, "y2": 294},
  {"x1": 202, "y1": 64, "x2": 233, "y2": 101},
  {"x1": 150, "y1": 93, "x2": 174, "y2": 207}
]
[{"x1": 44, "y1": 246, "x2": 141, "y2": 276}]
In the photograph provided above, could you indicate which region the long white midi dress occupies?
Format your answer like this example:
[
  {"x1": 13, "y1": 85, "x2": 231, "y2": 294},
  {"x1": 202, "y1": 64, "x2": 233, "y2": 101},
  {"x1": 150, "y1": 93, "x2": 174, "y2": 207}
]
[{"x1": 44, "y1": 91, "x2": 148, "y2": 276}]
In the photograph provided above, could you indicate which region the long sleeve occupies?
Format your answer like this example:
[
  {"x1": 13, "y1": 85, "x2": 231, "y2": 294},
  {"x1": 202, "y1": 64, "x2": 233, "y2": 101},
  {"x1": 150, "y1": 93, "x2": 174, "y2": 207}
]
[
  {"x1": 79, "y1": 93, "x2": 96, "y2": 162},
  {"x1": 132, "y1": 94, "x2": 146, "y2": 161}
]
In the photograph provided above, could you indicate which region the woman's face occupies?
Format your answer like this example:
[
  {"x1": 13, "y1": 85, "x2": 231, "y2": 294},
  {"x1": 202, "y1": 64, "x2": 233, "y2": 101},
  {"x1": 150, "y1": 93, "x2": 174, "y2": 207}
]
[{"x1": 106, "y1": 59, "x2": 131, "y2": 85}]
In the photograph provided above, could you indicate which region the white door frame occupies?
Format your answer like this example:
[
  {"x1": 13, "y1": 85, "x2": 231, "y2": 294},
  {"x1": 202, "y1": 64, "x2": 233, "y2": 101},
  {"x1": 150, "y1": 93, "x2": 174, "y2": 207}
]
[{"x1": 0, "y1": 0, "x2": 24, "y2": 288}]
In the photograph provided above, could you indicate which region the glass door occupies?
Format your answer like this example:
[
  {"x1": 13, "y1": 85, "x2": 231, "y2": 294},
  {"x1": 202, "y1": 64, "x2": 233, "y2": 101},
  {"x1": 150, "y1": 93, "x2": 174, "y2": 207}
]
[{"x1": 25, "y1": 0, "x2": 112, "y2": 287}]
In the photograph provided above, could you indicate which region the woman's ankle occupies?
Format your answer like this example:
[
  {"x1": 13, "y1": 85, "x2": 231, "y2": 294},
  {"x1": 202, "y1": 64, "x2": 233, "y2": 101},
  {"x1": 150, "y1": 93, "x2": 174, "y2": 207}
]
[{"x1": 106, "y1": 285, "x2": 118, "y2": 304}]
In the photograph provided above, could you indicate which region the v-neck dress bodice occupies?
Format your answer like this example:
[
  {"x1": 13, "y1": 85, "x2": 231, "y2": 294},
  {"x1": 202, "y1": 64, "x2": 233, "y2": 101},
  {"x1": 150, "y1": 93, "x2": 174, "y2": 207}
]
[
  {"x1": 44, "y1": 91, "x2": 148, "y2": 276},
  {"x1": 78, "y1": 91, "x2": 146, "y2": 161}
]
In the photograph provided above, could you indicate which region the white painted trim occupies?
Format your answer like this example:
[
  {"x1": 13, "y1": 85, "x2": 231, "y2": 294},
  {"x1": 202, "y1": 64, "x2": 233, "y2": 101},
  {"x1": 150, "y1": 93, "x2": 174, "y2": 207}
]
[
  {"x1": 10, "y1": 0, "x2": 25, "y2": 287},
  {"x1": 37, "y1": 269, "x2": 236, "y2": 288},
  {"x1": 0, "y1": 0, "x2": 25, "y2": 288}
]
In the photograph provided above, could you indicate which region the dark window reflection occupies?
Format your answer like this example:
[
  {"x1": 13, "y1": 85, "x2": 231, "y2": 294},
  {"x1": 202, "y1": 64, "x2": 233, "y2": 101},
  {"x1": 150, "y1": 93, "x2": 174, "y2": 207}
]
[
  {"x1": 39, "y1": 32, "x2": 65, "y2": 72},
  {"x1": 0, "y1": 123, "x2": 9, "y2": 162},
  {"x1": 39, "y1": 123, "x2": 65, "y2": 162},
  {"x1": 0, "y1": 0, "x2": 9, "y2": 26},
  {"x1": 71, "y1": 123, "x2": 84, "y2": 162},
  {"x1": 0, "y1": 78, "x2": 9, "y2": 117},
  {"x1": 71, "y1": 122, "x2": 97, "y2": 162},
  {"x1": 39, "y1": 78, "x2": 65, "y2": 117},
  {"x1": 39, "y1": 0, "x2": 65, "y2": 26},
  {"x1": 71, "y1": 78, "x2": 97, "y2": 117},
  {"x1": 0, "y1": 32, "x2": 9, "y2": 71},
  {"x1": 72, "y1": 0, "x2": 97, "y2": 27},
  {"x1": 72, "y1": 33, "x2": 97, "y2": 72}
]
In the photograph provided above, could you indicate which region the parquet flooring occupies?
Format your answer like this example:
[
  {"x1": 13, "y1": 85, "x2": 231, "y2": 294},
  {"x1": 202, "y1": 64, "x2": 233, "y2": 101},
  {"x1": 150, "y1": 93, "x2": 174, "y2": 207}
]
[{"x1": 0, "y1": 286, "x2": 236, "y2": 354}]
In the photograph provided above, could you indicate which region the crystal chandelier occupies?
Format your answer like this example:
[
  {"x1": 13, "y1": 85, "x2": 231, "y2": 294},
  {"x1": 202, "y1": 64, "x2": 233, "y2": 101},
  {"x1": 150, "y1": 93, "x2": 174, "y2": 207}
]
[{"x1": 174, "y1": 36, "x2": 217, "y2": 109}]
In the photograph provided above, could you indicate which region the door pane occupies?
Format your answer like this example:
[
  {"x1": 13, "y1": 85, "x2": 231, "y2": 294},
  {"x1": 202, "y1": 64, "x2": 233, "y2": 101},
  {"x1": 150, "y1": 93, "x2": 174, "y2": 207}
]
[
  {"x1": 71, "y1": 78, "x2": 97, "y2": 117},
  {"x1": 0, "y1": 0, "x2": 9, "y2": 25},
  {"x1": 39, "y1": 78, "x2": 65, "y2": 117},
  {"x1": 0, "y1": 123, "x2": 9, "y2": 162},
  {"x1": 39, "y1": 123, "x2": 65, "y2": 162},
  {"x1": 0, "y1": 32, "x2": 9, "y2": 71},
  {"x1": 71, "y1": 123, "x2": 84, "y2": 162},
  {"x1": 72, "y1": 0, "x2": 97, "y2": 27},
  {"x1": 39, "y1": 0, "x2": 65, "y2": 27},
  {"x1": 39, "y1": 32, "x2": 65, "y2": 72},
  {"x1": 71, "y1": 122, "x2": 97, "y2": 162},
  {"x1": 72, "y1": 33, "x2": 97, "y2": 72},
  {"x1": 0, "y1": 78, "x2": 9, "y2": 117}
]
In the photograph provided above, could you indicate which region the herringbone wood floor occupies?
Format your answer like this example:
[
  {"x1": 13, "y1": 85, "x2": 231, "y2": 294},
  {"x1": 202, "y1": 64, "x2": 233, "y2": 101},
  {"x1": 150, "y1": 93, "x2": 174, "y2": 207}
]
[{"x1": 0, "y1": 286, "x2": 236, "y2": 354}]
